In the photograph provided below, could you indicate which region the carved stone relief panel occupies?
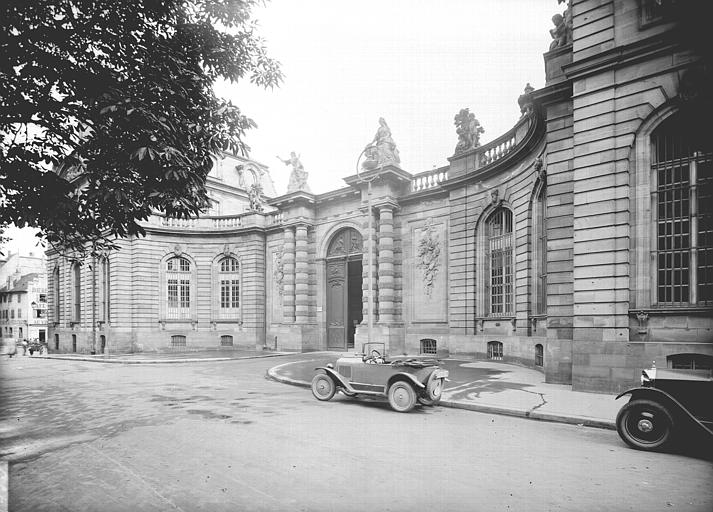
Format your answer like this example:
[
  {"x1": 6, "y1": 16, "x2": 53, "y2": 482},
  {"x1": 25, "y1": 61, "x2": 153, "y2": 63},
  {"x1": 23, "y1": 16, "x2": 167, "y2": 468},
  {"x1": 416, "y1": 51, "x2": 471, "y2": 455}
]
[{"x1": 412, "y1": 218, "x2": 447, "y2": 322}]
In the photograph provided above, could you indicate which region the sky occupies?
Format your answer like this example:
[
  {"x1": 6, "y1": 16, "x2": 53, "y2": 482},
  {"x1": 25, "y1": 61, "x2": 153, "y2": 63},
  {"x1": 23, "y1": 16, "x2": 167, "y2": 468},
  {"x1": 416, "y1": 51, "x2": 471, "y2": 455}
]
[
  {"x1": 216, "y1": 0, "x2": 556, "y2": 195},
  {"x1": 4, "y1": 0, "x2": 558, "y2": 256}
]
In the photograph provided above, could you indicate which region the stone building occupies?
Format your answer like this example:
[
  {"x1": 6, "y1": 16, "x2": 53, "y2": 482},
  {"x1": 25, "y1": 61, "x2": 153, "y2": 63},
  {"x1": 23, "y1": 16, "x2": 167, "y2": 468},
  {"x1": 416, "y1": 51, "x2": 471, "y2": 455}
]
[
  {"x1": 46, "y1": 0, "x2": 712, "y2": 392},
  {"x1": 0, "y1": 273, "x2": 48, "y2": 343}
]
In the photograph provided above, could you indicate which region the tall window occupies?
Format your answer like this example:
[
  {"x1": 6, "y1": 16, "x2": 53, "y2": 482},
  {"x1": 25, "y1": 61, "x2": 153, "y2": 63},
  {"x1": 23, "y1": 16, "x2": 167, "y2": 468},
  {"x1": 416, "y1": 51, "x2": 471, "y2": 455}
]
[
  {"x1": 652, "y1": 116, "x2": 713, "y2": 306},
  {"x1": 99, "y1": 257, "x2": 110, "y2": 323},
  {"x1": 533, "y1": 185, "x2": 547, "y2": 315},
  {"x1": 166, "y1": 257, "x2": 191, "y2": 319},
  {"x1": 53, "y1": 266, "x2": 60, "y2": 322},
  {"x1": 72, "y1": 262, "x2": 81, "y2": 322},
  {"x1": 218, "y1": 257, "x2": 240, "y2": 320},
  {"x1": 488, "y1": 208, "x2": 514, "y2": 315}
]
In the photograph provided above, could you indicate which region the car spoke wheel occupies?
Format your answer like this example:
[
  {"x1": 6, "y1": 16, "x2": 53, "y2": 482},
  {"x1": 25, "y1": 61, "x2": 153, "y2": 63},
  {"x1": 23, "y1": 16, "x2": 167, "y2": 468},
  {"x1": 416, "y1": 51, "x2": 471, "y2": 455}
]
[
  {"x1": 388, "y1": 381, "x2": 416, "y2": 412},
  {"x1": 311, "y1": 374, "x2": 336, "y2": 401},
  {"x1": 616, "y1": 399, "x2": 674, "y2": 451}
]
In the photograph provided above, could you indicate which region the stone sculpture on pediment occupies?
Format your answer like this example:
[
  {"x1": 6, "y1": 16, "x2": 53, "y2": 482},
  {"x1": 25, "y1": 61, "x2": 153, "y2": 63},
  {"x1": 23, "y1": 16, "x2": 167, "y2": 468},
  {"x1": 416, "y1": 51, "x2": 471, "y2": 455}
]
[
  {"x1": 416, "y1": 218, "x2": 441, "y2": 297},
  {"x1": 277, "y1": 152, "x2": 311, "y2": 193},
  {"x1": 362, "y1": 117, "x2": 400, "y2": 170},
  {"x1": 454, "y1": 108, "x2": 484, "y2": 155}
]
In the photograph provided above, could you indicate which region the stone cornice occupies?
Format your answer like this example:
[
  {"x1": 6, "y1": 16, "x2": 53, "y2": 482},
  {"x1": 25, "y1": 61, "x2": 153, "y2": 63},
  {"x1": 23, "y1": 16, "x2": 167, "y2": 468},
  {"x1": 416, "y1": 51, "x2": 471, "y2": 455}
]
[
  {"x1": 563, "y1": 31, "x2": 684, "y2": 82},
  {"x1": 342, "y1": 164, "x2": 412, "y2": 188},
  {"x1": 267, "y1": 190, "x2": 317, "y2": 208}
]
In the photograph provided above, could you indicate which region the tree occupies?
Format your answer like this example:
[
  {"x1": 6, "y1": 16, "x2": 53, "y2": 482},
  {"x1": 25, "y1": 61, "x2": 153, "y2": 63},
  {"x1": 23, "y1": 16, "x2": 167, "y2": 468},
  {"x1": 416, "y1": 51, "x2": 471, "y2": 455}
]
[{"x1": 0, "y1": 0, "x2": 282, "y2": 256}]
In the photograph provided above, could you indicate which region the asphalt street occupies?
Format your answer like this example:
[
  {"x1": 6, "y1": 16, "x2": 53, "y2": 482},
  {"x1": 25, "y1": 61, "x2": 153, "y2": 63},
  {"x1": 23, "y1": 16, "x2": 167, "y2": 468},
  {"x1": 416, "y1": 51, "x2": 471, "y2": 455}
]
[{"x1": 1, "y1": 354, "x2": 712, "y2": 512}]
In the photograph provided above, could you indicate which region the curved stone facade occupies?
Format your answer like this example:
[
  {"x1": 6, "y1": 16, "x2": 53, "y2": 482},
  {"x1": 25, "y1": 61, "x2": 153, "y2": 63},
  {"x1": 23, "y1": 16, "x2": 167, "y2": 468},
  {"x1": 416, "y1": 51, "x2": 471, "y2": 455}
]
[{"x1": 46, "y1": 1, "x2": 713, "y2": 392}]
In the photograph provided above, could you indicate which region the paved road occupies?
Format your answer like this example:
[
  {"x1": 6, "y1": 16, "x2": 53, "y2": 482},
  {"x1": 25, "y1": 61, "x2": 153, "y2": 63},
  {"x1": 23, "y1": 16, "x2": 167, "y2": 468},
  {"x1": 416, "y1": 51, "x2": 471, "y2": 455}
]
[{"x1": 1, "y1": 355, "x2": 712, "y2": 512}]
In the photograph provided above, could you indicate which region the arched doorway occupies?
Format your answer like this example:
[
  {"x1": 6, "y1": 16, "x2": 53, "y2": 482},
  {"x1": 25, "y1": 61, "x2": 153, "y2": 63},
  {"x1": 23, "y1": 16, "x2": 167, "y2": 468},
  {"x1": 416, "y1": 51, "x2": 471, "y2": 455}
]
[{"x1": 325, "y1": 228, "x2": 364, "y2": 350}]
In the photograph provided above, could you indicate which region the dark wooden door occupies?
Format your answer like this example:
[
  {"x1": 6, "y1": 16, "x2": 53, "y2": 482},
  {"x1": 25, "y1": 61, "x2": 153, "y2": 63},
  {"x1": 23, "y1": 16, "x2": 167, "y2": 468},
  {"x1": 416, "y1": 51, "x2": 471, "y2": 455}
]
[{"x1": 327, "y1": 260, "x2": 346, "y2": 349}]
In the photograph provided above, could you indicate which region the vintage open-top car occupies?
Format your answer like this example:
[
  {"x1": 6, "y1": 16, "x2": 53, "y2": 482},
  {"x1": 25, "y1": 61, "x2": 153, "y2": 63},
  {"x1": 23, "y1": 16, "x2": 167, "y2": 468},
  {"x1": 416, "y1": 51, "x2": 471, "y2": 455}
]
[
  {"x1": 311, "y1": 343, "x2": 449, "y2": 412},
  {"x1": 615, "y1": 363, "x2": 713, "y2": 451}
]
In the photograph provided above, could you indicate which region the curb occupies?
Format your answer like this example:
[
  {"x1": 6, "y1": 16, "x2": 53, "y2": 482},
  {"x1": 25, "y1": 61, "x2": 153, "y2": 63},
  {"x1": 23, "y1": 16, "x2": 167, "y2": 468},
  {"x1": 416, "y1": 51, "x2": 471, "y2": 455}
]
[
  {"x1": 37, "y1": 352, "x2": 290, "y2": 364},
  {"x1": 266, "y1": 362, "x2": 616, "y2": 431}
]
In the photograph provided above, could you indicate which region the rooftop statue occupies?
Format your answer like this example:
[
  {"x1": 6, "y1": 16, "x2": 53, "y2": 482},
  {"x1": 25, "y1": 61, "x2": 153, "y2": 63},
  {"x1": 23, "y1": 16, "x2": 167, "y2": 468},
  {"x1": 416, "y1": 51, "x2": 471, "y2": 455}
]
[
  {"x1": 549, "y1": 0, "x2": 572, "y2": 50},
  {"x1": 248, "y1": 182, "x2": 264, "y2": 212},
  {"x1": 277, "y1": 152, "x2": 311, "y2": 193},
  {"x1": 362, "y1": 117, "x2": 400, "y2": 170},
  {"x1": 454, "y1": 108, "x2": 484, "y2": 155},
  {"x1": 518, "y1": 83, "x2": 535, "y2": 116}
]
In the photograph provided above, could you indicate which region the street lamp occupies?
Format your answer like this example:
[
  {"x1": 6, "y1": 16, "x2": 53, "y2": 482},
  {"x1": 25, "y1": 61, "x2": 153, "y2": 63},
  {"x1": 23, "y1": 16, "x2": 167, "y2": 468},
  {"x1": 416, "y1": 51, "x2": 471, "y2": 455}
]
[{"x1": 355, "y1": 145, "x2": 377, "y2": 344}]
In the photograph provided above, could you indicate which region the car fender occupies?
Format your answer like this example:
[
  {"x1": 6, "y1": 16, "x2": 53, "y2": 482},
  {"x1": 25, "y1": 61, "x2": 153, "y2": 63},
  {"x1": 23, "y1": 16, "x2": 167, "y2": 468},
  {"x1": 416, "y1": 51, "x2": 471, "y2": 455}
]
[
  {"x1": 314, "y1": 367, "x2": 352, "y2": 391},
  {"x1": 616, "y1": 387, "x2": 713, "y2": 438},
  {"x1": 387, "y1": 372, "x2": 426, "y2": 390}
]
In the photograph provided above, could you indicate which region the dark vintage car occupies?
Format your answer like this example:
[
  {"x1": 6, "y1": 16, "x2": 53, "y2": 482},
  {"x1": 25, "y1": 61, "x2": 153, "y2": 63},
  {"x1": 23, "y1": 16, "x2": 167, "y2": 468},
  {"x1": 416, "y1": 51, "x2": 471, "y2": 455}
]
[
  {"x1": 311, "y1": 343, "x2": 449, "y2": 413},
  {"x1": 615, "y1": 363, "x2": 713, "y2": 451}
]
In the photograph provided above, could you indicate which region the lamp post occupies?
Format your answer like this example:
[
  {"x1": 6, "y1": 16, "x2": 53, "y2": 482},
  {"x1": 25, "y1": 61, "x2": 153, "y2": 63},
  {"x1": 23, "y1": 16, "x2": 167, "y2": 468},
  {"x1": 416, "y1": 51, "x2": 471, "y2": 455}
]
[{"x1": 355, "y1": 145, "x2": 377, "y2": 343}]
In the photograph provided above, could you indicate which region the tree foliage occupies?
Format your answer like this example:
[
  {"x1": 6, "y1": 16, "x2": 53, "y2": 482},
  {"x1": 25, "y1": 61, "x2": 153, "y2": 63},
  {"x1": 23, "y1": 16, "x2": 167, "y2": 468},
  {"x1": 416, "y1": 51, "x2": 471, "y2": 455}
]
[{"x1": 0, "y1": 0, "x2": 282, "y2": 255}]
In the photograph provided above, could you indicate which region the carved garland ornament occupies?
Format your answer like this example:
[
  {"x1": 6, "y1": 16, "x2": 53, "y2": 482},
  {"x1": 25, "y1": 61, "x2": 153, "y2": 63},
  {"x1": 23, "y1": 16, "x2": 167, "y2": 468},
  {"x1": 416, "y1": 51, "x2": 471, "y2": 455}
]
[
  {"x1": 273, "y1": 249, "x2": 284, "y2": 295},
  {"x1": 416, "y1": 218, "x2": 441, "y2": 297}
]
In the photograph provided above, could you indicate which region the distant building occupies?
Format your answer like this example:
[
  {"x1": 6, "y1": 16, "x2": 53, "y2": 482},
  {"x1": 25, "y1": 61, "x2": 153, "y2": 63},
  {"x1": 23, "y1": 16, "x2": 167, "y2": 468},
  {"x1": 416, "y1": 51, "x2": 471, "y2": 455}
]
[
  {"x1": 0, "y1": 272, "x2": 48, "y2": 343},
  {"x1": 46, "y1": 0, "x2": 712, "y2": 393}
]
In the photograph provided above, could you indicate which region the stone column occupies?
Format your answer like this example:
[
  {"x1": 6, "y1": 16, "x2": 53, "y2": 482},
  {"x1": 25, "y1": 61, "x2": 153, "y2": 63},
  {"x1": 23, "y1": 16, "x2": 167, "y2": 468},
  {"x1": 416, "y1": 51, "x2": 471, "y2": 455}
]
[
  {"x1": 294, "y1": 224, "x2": 310, "y2": 324},
  {"x1": 362, "y1": 205, "x2": 378, "y2": 326},
  {"x1": 282, "y1": 226, "x2": 295, "y2": 323},
  {"x1": 377, "y1": 206, "x2": 395, "y2": 323}
]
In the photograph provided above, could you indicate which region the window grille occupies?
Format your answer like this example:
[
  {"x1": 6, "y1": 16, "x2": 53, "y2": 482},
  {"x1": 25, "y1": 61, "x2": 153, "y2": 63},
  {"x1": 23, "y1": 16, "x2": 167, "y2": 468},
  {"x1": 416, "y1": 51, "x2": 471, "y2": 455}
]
[
  {"x1": 666, "y1": 353, "x2": 713, "y2": 370},
  {"x1": 487, "y1": 341, "x2": 503, "y2": 360},
  {"x1": 652, "y1": 121, "x2": 713, "y2": 306},
  {"x1": 220, "y1": 335, "x2": 234, "y2": 347},
  {"x1": 218, "y1": 257, "x2": 240, "y2": 320},
  {"x1": 488, "y1": 209, "x2": 513, "y2": 315},
  {"x1": 420, "y1": 338, "x2": 437, "y2": 355},
  {"x1": 72, "y1": 334, "x2": 77, "y2": 352},
  {"x1": 166, "y1": 257, "x2": 191, "y2": 319},
  {"x1": 55, "y1": 334, "x2": 59, "y2": 351},
  {"x1": 535, "y1": 344, "x2": 544, "y2": 367},
  {"x1": 171, "y1": 335, "x2": 187, "y2": 347}
]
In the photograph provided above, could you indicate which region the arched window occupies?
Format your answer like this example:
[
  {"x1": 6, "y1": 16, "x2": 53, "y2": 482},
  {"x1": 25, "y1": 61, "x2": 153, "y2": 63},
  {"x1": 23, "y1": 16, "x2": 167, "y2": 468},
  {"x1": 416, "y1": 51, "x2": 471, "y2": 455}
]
[
  {"x1": 220, "y1": 335, "x2": 234, "y2": 346},
  {"x1": 171, "y1": 334, "x2": 186, "y2": 347},
  {"x1": 72, "y1": 262, "x2": 81, "y2": 322},
  {"x1": 532, "y1": 185, "x2": 547, "y2": 315},
  {"x1": 218, "y1": 257, "x2": 240, "y2": 320},
  {"x1": 166, "y1": 257, "x2": 191, "y2": 319},
  {"x1": 651, "y1": 113, "x2": 712, "y2": 305},
  {"x1": 487, "y1": 208, "x2": 514, "y2": 315}
]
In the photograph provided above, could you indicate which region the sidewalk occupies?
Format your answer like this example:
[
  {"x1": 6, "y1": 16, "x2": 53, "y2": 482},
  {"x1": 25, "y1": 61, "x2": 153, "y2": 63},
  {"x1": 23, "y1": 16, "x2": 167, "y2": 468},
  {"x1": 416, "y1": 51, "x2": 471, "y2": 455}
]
[
  {"x1": 38, "y1": 349, "x2": 289, "y2": 364},
  {"x1": 267, "y1": 353, "x2": 622, "y2": 430}
]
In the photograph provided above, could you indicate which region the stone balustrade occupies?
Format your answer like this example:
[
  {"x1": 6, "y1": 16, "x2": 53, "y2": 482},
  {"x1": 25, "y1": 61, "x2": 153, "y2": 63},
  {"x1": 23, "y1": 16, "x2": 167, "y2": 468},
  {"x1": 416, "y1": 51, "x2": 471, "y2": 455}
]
[
  {"x1": 145, "y1": 213, "x2": 247, "y2": 230},
  {"x1": 479, "y1": 134, "x2": 517, "y2": 166},
  {"x1": 411, "y1": 168, "x2": 448, "y2": 192}
]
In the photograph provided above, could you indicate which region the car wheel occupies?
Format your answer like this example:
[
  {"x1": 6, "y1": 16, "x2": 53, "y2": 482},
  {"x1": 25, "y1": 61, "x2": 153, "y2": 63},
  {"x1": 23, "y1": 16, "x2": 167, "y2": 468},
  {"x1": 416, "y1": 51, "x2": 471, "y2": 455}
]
[
  {"x1": 418, "y1": 396, "x2": 440, "y2": 406},
  {"x1": 616, "y1": 399, "x2": 674, "y2": 451},
  {"x1": 311, "y1": 374, "x2": 336, "y2": 401},
  {"x1": 388, "y1": 381, "x2": 416, "y2": 412}
]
